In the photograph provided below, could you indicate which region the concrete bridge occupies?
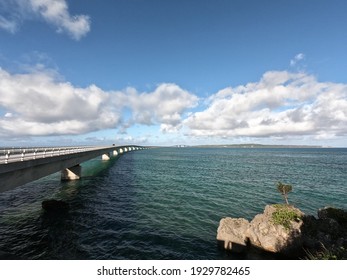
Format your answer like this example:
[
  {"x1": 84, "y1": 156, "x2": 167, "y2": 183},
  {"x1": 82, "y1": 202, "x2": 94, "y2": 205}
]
[{"x1": 0, "y1": 145, "x2": 145, "y2": 193}]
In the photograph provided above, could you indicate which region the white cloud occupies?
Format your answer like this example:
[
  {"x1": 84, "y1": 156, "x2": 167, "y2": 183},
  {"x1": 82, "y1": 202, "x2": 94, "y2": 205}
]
[
  {"x1": 112, "y1": 83, "x2": 199, "y2": 131},
  {"x1": 29, "y1": 0, "x2": 90, "y2": 40},
  {"x1": 0, "y1": 68, "x2": 121, "y2": 136},
  {"x1": 290, "y1": 53, "x2": 305, "y2": 66},
  {"x1": 184, "y1": 71, "x2": 347, "y2": 140},
  {"x1": 0, "y1": 15, "x2": 18, "y2": 33},
  {"x1": 0, "y1": 68, "x2": 198, "y2": 137},
  {"x1": 1, "y1": 66, "x2": 345, "y2": 144},
  {"x1": 0, "y1": 0, "x2": 90, "y2": 40}
]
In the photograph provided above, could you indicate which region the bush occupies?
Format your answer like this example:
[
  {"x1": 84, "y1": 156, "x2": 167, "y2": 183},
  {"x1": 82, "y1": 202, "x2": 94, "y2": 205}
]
[
  {"x1": 276, "y1": 181, "x2": 292, "y2": 205},
  {"x1": 305, "y1": 244, "x2": 347, "y2": 260},
  {"x1": 272, "y1": 204, "x2": 301, "y2": 230}
]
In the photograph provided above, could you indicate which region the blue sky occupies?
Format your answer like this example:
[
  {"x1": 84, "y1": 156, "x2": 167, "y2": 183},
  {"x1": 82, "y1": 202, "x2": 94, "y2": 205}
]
[{"x1": 0, "y1": 0, "x2": 346, "y2": 147}]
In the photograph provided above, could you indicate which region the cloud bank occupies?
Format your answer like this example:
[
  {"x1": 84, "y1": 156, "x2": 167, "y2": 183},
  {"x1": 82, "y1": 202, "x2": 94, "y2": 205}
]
[
  {"x1": 113, "y1": 84, "x2": 198, "y2": 133},
  {"x1": 0, "y1": 68, "x2": 120, "y2": 136},
  {"x1": 0, "y1": 67, "x2": 346, "y2": 142},
  {"x1": 184, "y1": 71, "x2": 347, "y2": 140},
  {"x1": 0, "y1": 68, "x2": 197, "y2": 137},
  {"x1": 0, "y1": 0, "x2": 90, "y2": 40}
]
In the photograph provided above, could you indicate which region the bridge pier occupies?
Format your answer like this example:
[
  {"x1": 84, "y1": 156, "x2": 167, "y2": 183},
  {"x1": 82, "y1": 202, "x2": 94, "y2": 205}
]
[
  {"x1": 102, "y1": 153, "x2": 111, "y2": 161},
  {"x1": 61, "y1": 164, "x2": 82, "y2": 181}
]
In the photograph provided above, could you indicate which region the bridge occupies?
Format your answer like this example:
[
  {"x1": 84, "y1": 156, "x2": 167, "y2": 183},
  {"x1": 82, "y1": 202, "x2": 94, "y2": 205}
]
[{"x1": 0, "y1": 145, "x2": 146, "y2": 193}]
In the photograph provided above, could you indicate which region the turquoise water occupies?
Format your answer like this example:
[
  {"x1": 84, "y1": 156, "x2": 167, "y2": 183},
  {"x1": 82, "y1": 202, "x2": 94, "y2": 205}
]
[{"x1": 0, "y1": 148, "x2": 346, "y2": 259}]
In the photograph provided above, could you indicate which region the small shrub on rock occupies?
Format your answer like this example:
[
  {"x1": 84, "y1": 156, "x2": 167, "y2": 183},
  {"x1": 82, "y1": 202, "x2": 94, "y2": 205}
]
[
  {"x1": 276, "y1": 181, "x2": 292, "y2": 205},
  {"x1": 272, "y1": 204, "x2": 302, "y2": 230}
]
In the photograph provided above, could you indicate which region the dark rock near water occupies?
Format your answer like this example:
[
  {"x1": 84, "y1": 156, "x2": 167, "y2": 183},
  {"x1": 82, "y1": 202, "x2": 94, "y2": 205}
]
[
  {"x1": 318, "y1": 207, "x2": 347, "y2": 225},
  {"x1": 301, "y1": 207, "x2": 347, "y2": 259},
  {"x1": 42, "y1": 199, "x2": 69, "y2": 213}
]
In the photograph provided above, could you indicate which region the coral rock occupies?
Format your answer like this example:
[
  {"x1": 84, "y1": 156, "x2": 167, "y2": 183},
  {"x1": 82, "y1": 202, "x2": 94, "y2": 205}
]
[{"x1": 216, "y1": 217, "x2": 250, "y2": 253}]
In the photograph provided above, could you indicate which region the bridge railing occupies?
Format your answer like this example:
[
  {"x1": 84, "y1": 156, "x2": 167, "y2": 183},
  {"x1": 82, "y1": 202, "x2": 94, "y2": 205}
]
[{"x1": 0, "y1": 146, "x2": 99, "y2": 164}]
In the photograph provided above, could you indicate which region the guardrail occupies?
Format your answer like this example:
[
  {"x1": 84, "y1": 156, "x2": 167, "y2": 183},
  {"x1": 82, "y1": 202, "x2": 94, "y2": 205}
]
[{"x1": 0, "y1": 146, "x2": 100, "y2": 164}]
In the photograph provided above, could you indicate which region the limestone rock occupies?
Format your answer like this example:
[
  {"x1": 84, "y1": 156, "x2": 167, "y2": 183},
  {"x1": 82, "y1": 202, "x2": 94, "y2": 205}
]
[
  {"x1": 216, "y1": 217, "x2": 250, "y2": 253},
  {"x1": 217, "y1": 205, "x2": 304, "y2": 255},
  {"x1": 247, "y1": 205, "x2": 303, "y2": 253},
  {"x1": 217, "y1": 205, "x2": 347, "y2": 259}
]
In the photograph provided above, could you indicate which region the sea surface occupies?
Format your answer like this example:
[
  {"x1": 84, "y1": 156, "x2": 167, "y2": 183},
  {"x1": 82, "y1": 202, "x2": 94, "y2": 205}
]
[{"x1": 0, "y1": 147, "x2": 346, "y2": 259}]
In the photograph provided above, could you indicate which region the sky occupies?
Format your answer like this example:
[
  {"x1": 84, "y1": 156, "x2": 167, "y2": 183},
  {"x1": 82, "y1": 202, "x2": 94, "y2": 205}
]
[{"x1": 0, "y1": 0, "x2": 346, "y2": 147}]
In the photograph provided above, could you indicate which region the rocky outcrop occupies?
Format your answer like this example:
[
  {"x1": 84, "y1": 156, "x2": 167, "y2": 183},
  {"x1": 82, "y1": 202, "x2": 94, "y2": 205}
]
[
  {"x1": 217, "y1": 205, "x2": 304, "y2": 255},
  {"x1": 216, "y1": 218, "x2": 249, "y2": 252},
  {"x1": 247, "y1": 205, "x2": 303, "y2": 254},
  {"x1": 317, "y1": 207, "x2": 347, "y2": 225},
  {"x1": 42, "y1": 199, "x2": 69, "y2": 213},
  {"x1": 217, "y1": 205, "x2": 347, "y2": 258},
  {"x1": 302, "y1": 207, "x2": 347, "y2": 259}
]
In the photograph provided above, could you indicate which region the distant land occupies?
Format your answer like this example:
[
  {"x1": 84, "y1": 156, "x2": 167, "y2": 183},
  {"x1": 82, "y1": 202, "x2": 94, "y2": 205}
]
[{"x1": 173, "y1": 144, "x2": 332, "y2": 148}]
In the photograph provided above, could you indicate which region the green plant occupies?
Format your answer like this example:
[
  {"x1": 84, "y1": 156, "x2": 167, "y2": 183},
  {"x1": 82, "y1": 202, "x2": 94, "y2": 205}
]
[
  {"x1": 272, "y1": 204, "x2": 301, "y2": 230},
  {"x1": 276, "y1": 181, "x2": 292, "y2": 205},
  {"x1": 305, "y1": 244, "x2": 346, "y2": 260}
]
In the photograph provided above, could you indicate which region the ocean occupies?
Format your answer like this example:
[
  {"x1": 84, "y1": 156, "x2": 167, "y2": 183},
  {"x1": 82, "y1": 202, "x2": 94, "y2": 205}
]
[{"x1": 0, "y1": 147, "x2": 346, "y2": 259}]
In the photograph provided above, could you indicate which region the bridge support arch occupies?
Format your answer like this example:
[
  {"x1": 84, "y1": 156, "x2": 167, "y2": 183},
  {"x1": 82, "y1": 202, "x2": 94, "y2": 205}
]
[
  {"x1": 102, "y1": 153, "x2": 111, "y2": 161},
  {"x1": 61, "y1": 165, "x2": 81, "y2": 181}
]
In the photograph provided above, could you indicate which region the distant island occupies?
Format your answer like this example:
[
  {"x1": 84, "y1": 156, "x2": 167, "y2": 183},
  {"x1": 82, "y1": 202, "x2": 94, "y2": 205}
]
[{"x1": 174, "y1": 144, "x2": 329, "y2": 148}]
